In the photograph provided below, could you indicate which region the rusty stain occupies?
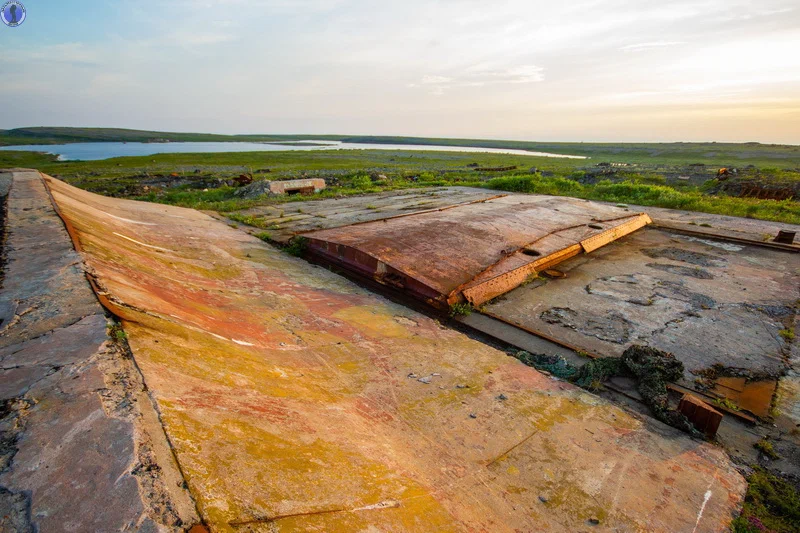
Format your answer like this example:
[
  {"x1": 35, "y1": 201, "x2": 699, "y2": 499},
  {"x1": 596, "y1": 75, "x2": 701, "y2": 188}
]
[
  {"x1": 43, "y1": 175, "x2": 746, "y2": 532},
  {"x1": 711, "y1": 377, "x2": 778, "y2": 419}
]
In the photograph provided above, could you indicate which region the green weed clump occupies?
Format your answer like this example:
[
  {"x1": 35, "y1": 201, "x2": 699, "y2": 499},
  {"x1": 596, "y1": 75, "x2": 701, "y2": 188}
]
[
  {"x1": 754, "y1": 438, "x2": 781, "y2": 460},
  {"x1": 107, "y1": 323, "x2": 127, "y2": 341},
  {"x1": 351, "y1": 174, "x2": 373, "y2": 190},
  {"x1": 227, "y1": 213, "x2": 266, "y2": 228},
  {"x1": 449, "y1": 302, "x2": 473, "y2": 317},
  {"x1": 254, "y1": 232, "x2": 271, "y2": 242},
  {"x1": 779, "y1": 329, "x2": 795, "y2": 342},
  {"x1": 284, "y1": 236, "x2": 308, "y2": 257},
  {"x1": 514, "y1": 352, "x2": 577, "y2": 381},
  {"x1": 731, "y1": 467, "x2": 800, "y2": 533},
  {"x1": 713, "y1": 397, "x2": 741, "y2": 411},
  {"x1": 484, "y1": 175, "x2": 583, "y2": 196}
]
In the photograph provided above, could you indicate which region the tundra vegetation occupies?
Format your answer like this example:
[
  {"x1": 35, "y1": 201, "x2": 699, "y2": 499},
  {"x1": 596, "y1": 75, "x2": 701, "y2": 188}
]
[{"x1": 2, "y1": 140, "x2": 798, "y2": 224}]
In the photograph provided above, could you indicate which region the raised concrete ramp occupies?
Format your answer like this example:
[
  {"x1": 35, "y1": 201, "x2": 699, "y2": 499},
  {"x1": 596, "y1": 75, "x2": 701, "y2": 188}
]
[
  {"x1": 45, "y1": 174, "x2": 746, "y2": 532},
  {"x1": 0, "y1": 170, "x2": 199, "y2": 532}
]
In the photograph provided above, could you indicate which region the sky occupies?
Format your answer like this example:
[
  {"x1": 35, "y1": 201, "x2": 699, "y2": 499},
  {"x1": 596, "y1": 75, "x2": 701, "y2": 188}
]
[{"x1": 1, "y1": 0, "x2": 799, "y2": 143}]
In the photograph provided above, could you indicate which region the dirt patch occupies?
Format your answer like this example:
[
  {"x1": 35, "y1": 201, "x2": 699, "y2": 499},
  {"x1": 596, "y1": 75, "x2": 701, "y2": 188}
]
[
  {"x1": 540, "y1": 307, "x2": 632, "y2": 344},
  {"x1": 646, "y1": 263, "x2": 714, "y2": 280},
  {"x1": 642, "y1": 247, "x2": 726, "y2": 267}
]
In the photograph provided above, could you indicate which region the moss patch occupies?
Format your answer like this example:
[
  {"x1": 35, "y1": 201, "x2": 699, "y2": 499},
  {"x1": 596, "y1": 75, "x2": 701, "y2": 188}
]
[{"x1": 732, "y1": 467, "x2": 800, "y2": 533}]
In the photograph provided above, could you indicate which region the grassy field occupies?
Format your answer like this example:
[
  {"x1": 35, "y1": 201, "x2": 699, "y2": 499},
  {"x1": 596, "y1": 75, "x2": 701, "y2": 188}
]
[
  {"x1": 1, "y1": 142, "x2": 798, "y2": 224},
  {"x1": 2, "y1": 127, "x2": 800, "y2": 168}
]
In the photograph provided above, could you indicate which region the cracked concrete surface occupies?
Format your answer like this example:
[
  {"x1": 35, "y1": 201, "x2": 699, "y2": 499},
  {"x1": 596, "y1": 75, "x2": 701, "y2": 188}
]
[
  {"x1": 485, "y1": 227, "x2": 798, "y2": 390},
  {"x1": 45, "y1": 173, "x2": 747, "y2": 532},
  {"x1": 0, "y1": 170, "x2": 199, "y2": 532}
]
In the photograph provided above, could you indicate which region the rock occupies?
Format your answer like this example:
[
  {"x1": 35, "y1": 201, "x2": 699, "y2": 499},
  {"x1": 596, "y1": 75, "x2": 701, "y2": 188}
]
[
  {"x1": 233, "y1": 180, "x2": 273, "y2": 199},
  {"x1": 496, "y1": 394, "x2": 508, "y2": 401},
  {"x1": 469, "y1": 413, "x2": 477, "y2": 419}
]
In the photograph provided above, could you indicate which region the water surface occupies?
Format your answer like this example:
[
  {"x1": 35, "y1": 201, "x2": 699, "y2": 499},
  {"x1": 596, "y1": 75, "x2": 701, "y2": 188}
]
[{"x1": 0, "y1": 140, "x2": 586, "y2": 161}]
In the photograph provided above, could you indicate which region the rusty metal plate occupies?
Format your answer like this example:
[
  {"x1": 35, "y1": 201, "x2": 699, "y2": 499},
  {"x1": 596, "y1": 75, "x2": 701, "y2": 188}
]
[
  {"x1": 304, "y1": 195, "x2": 649, "y2": 307},
  {"x1": 45, "y1": 176, "x2": 744, "y2": 532}
]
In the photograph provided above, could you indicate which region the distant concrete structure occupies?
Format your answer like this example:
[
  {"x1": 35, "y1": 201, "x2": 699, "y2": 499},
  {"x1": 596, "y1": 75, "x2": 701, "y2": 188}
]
[
  {"x1": 267, "y1": 178, "x2": 325, "y2": 195},
  {"x1": 234, "y1": 178, "x2": 326, "y2": 199}
]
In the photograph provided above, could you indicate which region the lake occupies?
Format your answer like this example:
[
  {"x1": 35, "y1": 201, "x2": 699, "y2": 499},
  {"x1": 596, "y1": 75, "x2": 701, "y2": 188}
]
[{"x1": 0, "y1": 140, "x2": 586, "y2": 161}]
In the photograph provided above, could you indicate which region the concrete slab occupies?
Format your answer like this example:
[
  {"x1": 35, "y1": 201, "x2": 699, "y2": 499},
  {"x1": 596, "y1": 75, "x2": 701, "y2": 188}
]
[
  {"x1": 0, "y1": 170, "x2": 199, "y2": 532},
  {"x1": 46, "y1": 175, "x2": 746, "y2": 532},
  {"x1": 484, "y1": 227, "x2": 799, "y2": 414}
]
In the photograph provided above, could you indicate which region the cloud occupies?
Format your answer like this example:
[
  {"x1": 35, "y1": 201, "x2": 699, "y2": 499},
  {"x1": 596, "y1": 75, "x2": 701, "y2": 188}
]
[
  {"x1": 620, "y1": 41, "x2": 687, "y2": 52},
  {"x1": 421, "y1": 75, "x2": 452, "y2": 85},
  {"x1": 414, "y1": 65, "x2": 545, "y2": 94}
]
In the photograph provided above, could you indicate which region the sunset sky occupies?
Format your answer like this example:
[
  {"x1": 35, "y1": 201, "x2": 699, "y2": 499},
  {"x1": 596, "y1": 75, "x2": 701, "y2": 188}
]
[{"x1": 2, "y1": 0, "x2": 799, "y2": 143}]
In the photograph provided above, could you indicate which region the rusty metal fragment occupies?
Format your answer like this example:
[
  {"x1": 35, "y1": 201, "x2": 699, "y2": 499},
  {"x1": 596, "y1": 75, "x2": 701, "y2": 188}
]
[{"x1": 679, "y1": 394, "x2": 724, "y2": 438}]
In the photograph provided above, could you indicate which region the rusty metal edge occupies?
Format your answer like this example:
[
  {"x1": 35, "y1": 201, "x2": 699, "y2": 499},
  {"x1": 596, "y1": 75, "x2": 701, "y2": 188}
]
[
  {"x1": 651, "y1": 222, "x2": 800, "y2": 253},
  {"x1": 580, "y1": 214, "x2": 652, "y2": 253},
  {"x1": 478, "y1": 309, "x2": 758, "y2": 425},
  {"x1": 449, "y1": 213, "x2": 650, "y2": 301},
  {"x1": 303, "y1": 239, "x2": 448, "y2": 309}
]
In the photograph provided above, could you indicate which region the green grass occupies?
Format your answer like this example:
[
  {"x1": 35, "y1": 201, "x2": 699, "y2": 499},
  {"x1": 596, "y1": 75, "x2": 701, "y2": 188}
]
[
  {"x1": 0, "y1": 127, "x2": 346, "y2": 146},
  {"x1": 731, "y1": 467, "x2": 800, "y2": 533},
  {"x1": 3, "y1": 143, "x2": 798, "y2": 225},
  {"x1": 484, "y1": 175, "x2": 800, "y2": 224},
  {"x1": 754, "y1": 438, "x2": 780, "y2": 460},
  {"x1": 449, "y1": 302, "x2": 473, "y2": 317},
  {"x1": 284, "y1": 236, "x2": 308, "y2": 257}
]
